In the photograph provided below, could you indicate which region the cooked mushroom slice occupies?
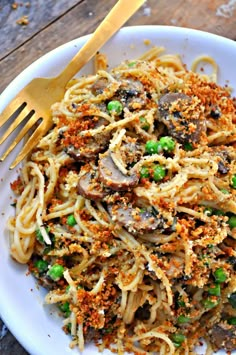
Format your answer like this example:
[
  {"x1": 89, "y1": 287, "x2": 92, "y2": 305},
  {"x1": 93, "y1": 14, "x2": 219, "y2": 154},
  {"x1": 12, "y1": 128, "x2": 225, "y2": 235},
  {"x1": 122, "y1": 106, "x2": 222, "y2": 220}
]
[
  {"x1": 210, "y1": 322, "x2": 236, "y2": 352},
  {"x1": 209, "y1": 104, "x2": 221, "y2": 119},
  {"x1": 158, "y1": 92, "x2": 205, "y2": 144},
  {"x1": 31, "y1": 264, "x2": 54, "y2": 290},
  {"x1": 210, "y1": 147, "x2": 231, "y2": 174},
  {"x1": 98, "y1": 152, "x2": 139, "y2": 191},
  {"x1": 119, "y1": 139, "x2": 144, "y2": 166},
  {"x1": 217, "y1": 160, "x2": 229, "y2": 174},
  {"x1": 37, "y1": 276, "x2": 55, "y2": 290},
  {"x1": 113, "y1": 79, "x2": 147, "y2": 111},
  {"x1": 108, "y1": 204, "x2": 164, "y2": 234},
  {"x1": 67, "y1": 139, "x2": 104, "y2": 161},
  {"x1": 66, "y1": 119, "x2": 111, "y2": 162},
  {"x1": 91, "y1": 77, "x2": 108, "y2": 96},
  {"x1": 78, "y1": 171, "x2": 109, "y2": 200}
]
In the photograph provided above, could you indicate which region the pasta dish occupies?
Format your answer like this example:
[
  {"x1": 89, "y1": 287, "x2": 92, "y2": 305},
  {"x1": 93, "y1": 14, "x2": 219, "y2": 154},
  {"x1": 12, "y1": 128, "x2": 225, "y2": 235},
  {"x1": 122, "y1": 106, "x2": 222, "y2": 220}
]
[{"x1": 8, "y1": 47, "x2": 236, "y2": 354}]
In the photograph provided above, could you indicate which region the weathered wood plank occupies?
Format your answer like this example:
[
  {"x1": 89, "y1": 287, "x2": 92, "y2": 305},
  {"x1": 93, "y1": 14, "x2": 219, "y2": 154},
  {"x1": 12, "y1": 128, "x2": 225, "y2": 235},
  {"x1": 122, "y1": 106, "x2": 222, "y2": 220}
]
[
  {"x1": 0, "y1": 0, "x2": 235, "y2": 94},
  {"x1": 0, "y1": 0, "x2": 82, "y2": 60},
  {"x1": 0, "y1": 0, "x2": 118, "y2": 93},
  {"x1": 134, "y1": 0, "x2": 236, "y2": 40},
  {"x1": 0, "y1": 319, "x2": 28, "y2": 355}
]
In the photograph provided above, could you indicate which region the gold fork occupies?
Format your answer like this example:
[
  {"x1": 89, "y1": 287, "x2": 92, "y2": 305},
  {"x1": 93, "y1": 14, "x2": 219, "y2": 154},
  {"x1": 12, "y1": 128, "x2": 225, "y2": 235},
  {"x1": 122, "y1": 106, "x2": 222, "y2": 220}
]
[{"x1": 0, "y1": 0, "x2": 145, "y2": 169}]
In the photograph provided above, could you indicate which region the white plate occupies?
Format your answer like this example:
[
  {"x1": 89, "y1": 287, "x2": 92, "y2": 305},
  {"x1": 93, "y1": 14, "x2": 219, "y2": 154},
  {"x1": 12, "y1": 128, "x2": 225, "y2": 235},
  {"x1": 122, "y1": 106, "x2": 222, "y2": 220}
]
[{"x1": 0, "y1": 26, "x2": 236, "y2": 355}]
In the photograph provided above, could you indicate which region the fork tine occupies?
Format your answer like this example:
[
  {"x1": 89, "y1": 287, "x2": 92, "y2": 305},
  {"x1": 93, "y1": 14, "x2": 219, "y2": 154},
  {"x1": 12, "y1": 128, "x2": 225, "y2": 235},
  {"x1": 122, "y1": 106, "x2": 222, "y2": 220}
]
[
  {"x1": 0, "y1": 107, "x2": 35, "y2": 145},
  {"x1": 9, "y1": 119, "x2": 53, "y2": 170},
  {"x1": 0, "y1": 97, "x2": 26, "y2": 128},
  {"x1": 0, "y1": 113, "x2": 40, "y2": 162}
]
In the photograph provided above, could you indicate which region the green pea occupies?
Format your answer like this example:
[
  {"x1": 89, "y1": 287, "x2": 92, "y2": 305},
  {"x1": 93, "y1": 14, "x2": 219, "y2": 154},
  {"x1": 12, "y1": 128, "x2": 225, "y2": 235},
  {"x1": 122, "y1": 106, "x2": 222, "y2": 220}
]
[
  {"x1": 35, "y1": 227, "x2": 50, "y2": 243},
  {"x1": 159, "y1": 136, "x2": 175, "y2": 152},
  {"x1": 107, "y1": 100, "x2": 123, "y2": 115},
  {"x1": 34, "y1": 259, "x2": 48, "y2": 273},
  {"x1": 140, "y1": 166, "x2": 150, "y2": 179},
  {"x1": 228, "y1": 215, "x2": 236, "y2": 229},
  {"x1": 228, "y1": 292, "x2": 236, "y2": 308},
  {"x1": 220, "y1": 188, "x2": 229, "y2": 194},
  {"x1": 228, "y1": 317, "x2": 236, "y2": 325},
  {"x1": 177, "y1": 315, "x2": 190, "y2": 324},
  {"x1": 208, "y1": 284, "x2": 221, "y2": 296},
  {"x1": 103, "y1": 327, "x2": 113, "y2": 334},
  {"x1": 139, "y1": 117, "x2": 150, "y2": 131},
  {"x1": 66, "y1": 284, "x2": 83, "y2": 293},
  {"x1": 177, "y1": 299, "x2": 186, "y2": 308},
  {"x1": 171, "y1": 333, "x2": 185, "y2": 347},
  {"x1": 202, "y1": 298, "x2": 218, "y2": 309},
  {"x1": 66, "y1": 285, "x2": 71, "y2": 293},
  {"x1": 204, "y1": 207, "x2": 214, "y2": 216},
  {"x1": 35, "y1": 228, "x2": 43, "y2": 242},
  {"x1": 213, "y1": 268, "x2": 227, "y2": 283},
  {"x1": 183, "y1": 142, "x2": 193, "y2": 151},
  {"x1": 231, "y1": 175, "x2": 236, "y2": 189},
  {"x1": 58, "y1": 302, "x2": 71, "y2": 317},
  {"x1": 67, "y1": 214, "x2": 77, "y2": 226},
  {"x1": 214, "y1": 209, "x2": 225, "y2": 216},
  {"x1": 127, "y1": 61, "x2": 136, "y2": 67},
  {"x1": 145, "y1": 140, "x2": 159, "y2": 154},
  {"x1": 48, "y1": 264, "x2": 64, "y2": 281},
  {"x1": 153, "y1": 164, "x2": 166, "y2": 182}
]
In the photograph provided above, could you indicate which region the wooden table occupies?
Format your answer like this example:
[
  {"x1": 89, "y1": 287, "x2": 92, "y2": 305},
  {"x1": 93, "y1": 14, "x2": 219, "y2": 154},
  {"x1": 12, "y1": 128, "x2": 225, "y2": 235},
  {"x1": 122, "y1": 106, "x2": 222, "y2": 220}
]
[{"x1": 0, "y1": 0, "x2": 235, "y2": 353}]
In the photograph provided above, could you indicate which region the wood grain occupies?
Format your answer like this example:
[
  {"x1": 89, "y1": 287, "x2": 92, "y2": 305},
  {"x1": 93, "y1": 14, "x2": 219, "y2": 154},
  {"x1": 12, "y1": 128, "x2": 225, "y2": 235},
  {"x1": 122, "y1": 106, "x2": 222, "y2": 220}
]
[
  {"x1": 0, "y1": 0, "x2": 81, "y2": 60},
  {"x1": 0, "y1": 319, "x2": 28, "y2": 354},
  {"x1": 0, "y1": 0, "x2": 235, "y2": 93}
]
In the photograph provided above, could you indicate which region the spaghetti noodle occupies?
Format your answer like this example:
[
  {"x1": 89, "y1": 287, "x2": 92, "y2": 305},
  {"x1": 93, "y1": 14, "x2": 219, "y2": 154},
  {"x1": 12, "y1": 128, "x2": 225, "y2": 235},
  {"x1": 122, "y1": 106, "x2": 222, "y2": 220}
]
[{"x1": 9, "y1": 47, "x2": 236, "y2": 354}]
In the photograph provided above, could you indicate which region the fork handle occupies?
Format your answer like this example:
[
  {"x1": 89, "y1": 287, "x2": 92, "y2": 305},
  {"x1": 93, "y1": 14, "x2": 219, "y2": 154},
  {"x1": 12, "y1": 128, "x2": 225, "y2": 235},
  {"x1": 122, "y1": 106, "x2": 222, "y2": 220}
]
[{"x1": 55, "y1": 0, "x2": 145, "y2": 86}]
